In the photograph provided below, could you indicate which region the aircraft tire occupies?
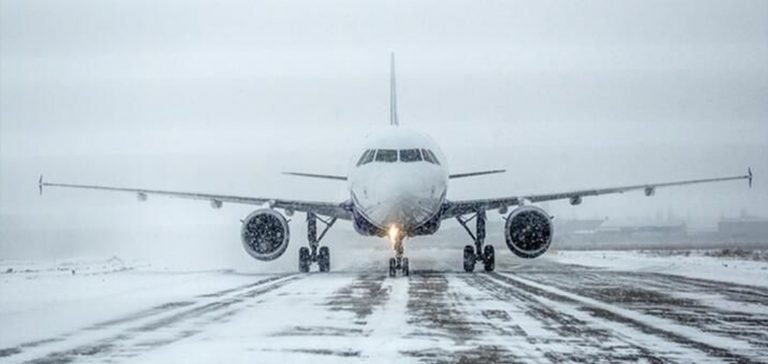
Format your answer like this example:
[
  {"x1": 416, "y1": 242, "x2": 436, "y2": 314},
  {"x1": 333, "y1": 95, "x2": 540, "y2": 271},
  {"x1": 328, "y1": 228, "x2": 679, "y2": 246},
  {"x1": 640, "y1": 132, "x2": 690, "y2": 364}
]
[
  {"x1": 318, "y1": 246, "x2": 330, "y2": 272},
  {"x1": 388, "y1": 257, "x2": 397, "y2": 277},
  {"x1": 463, "y1": 245, "x2": 476, "y2": 273},
  {"x1": 483, "y1": 245, "x2": 495, "y2": 272},
  {"x1": 299, "y1": 247, "x2": 310, "y2": 273}
]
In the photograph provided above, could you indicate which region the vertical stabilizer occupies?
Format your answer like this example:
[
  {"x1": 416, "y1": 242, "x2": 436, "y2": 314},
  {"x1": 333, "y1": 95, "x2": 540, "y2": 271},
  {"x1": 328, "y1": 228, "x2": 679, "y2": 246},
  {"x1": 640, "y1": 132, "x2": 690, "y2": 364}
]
[{"x1": 390, "y1": 52, "x2": 399, "y2": 126}]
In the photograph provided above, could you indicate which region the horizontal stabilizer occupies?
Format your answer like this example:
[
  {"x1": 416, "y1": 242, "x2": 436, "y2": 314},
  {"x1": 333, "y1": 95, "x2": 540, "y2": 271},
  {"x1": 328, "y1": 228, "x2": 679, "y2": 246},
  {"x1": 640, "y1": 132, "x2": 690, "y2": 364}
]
[
  {"x1": 449, "y1": 169, "x2": 506, "y2": 179},
  {"x1": 283, "y1": 172, "x2": 347, "y2": 181}
]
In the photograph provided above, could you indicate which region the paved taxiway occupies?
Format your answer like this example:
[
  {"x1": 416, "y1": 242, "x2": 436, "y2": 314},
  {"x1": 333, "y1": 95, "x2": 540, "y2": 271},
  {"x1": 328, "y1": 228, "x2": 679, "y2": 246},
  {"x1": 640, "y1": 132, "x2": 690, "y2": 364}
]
[{"x1": 1, "y1": 251, "x2": 767, "y2": 364}]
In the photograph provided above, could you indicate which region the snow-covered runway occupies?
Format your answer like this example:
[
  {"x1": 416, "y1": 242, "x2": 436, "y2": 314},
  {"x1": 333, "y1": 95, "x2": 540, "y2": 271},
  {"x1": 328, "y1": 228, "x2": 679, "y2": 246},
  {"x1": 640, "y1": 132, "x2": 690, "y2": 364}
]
[{"x1": 1, "y1": 251, "x2": 767, "y2": 363}]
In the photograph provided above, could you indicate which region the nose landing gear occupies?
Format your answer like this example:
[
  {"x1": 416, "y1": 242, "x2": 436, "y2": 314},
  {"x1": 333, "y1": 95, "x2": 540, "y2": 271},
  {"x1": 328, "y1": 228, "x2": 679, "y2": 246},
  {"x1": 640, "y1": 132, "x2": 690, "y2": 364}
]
[
  {"x1": 388, "y1": 233, "x2": 410, "y2": 277},
  {"x1": 457, "y1": 210, "x2": 495, "y2": 272},
  {"x1": 299, "y1": 212, "x2": 336, "y2": 273}
]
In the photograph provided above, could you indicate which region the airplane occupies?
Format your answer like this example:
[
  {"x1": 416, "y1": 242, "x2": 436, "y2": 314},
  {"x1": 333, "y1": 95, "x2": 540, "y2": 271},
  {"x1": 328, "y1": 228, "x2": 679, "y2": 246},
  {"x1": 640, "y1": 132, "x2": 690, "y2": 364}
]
[{"x1": 39, "y1": 54, "x2": 753, "y2": 277}]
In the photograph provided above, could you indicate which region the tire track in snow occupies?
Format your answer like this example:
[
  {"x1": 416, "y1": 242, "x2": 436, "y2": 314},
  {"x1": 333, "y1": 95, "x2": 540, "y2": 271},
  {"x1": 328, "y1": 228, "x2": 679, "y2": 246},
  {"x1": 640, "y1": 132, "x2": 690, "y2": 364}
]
[
  {"x1": 463, "y1": 273, "x2": 666, "y2": 363},
  {"x1": 0, "y1": 275, "x2": 286, "y2": 360},
  {"x1": 511, "y1": 268, "x2": 768, "y2": 353},
  {"x1": 325, "y1": 272, "x2": 390, "y2": 323},
  {"x1": 402, "y1": 271, "x2": 524, "y2": 363},
  {"x1": 487, "y1": 272, "x2": 763, "y2": 363},
  {"x1": 10, "y1": 274, "x2": 299, "y2": 364}
]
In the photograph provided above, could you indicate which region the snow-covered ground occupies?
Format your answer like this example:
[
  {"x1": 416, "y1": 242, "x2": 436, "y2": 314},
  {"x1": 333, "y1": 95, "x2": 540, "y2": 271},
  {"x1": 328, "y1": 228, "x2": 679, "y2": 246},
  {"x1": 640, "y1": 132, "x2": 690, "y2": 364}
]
[
  {"x1": 1, "y1": 248, "x2": 767, "y2": 363},
  {"x1": 550, "y1": 249, "x2": 768, "y2": 288}
]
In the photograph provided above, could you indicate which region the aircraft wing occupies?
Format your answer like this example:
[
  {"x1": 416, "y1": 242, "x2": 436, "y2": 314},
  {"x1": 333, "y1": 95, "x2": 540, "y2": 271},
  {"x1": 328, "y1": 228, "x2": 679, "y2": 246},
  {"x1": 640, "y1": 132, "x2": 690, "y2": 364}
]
[
  {"x1": 282, "y1": 172, "x2": 347, "y2": 181},
  {"x1": 449, "y1": 169, "x2": 506, "y2": 179},
  {"x1": 442, "y1": 168, "x2": 753, "y2": 218},
  {"x1": 38, "y1": 176, "x2": 352, "y2": 220}
]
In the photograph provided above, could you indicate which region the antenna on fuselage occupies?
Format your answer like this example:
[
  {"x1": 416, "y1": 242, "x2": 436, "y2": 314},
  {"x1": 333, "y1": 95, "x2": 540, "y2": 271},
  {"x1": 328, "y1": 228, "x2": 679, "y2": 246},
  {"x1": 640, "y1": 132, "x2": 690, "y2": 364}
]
[{"x1": 390, "y1": 52, "x2": 399, "y2": 126}]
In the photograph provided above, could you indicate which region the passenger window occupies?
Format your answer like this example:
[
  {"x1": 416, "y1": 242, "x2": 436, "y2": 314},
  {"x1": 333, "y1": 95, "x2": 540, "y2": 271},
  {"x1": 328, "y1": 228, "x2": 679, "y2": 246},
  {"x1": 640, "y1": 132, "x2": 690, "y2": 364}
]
[
  {"x1": 375, "y1": 149, "x2": 398, "y2": 162},
  {"x1": 399, "y1": 149, "x2": 422, "y2": 162}
]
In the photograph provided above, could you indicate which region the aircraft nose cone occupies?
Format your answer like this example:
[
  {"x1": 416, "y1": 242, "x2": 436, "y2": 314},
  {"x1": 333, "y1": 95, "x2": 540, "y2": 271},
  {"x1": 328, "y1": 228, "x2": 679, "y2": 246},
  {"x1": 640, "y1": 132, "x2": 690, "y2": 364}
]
[{"x1": 373, "y1": 181, "x2": 439, "y2": 228}]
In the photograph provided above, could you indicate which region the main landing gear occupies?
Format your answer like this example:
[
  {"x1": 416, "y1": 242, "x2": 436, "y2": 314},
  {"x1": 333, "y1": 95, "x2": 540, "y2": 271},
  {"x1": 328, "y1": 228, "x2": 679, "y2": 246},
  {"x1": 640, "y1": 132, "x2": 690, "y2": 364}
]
[
  {"x1": 456, "y1": 210, "x2": 495, "y2": 272},
  {"x1": 299, "y1": 212, "x2": 337, "y2": 273},
  {"x1": 388, "y1": 232, "x2": 410, "y2": 278}
]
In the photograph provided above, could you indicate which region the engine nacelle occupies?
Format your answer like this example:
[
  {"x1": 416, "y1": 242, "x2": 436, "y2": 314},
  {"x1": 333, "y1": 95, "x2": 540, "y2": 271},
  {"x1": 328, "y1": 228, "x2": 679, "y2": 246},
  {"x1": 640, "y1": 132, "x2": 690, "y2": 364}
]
[
  {"x1": 505, "y1": 205, "x2": 553, "y2": 259},
  {"x1": 240, "y1": 209, "x2": 290, "y2": 261}
]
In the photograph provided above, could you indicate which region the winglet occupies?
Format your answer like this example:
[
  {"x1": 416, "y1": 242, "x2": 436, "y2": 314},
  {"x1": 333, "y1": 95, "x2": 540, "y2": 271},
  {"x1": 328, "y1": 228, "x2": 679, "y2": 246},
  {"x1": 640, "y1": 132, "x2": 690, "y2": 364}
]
[
  {"x1": 39, "y1": 175, "x2": 44, "y2": 196},
  {"x1": 389, "y1": 52, "x2": 399, "y2": 126},
  {"x1": 748, "y1": 167, "x2": 753, "y2": 188}
]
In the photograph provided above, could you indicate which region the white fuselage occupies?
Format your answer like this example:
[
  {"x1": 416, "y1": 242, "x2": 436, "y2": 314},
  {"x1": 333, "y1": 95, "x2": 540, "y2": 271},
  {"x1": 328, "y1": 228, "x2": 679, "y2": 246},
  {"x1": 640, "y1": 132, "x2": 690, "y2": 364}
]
[{"x1": 348, "y1": 128, "x2": 449, "y2": 233}]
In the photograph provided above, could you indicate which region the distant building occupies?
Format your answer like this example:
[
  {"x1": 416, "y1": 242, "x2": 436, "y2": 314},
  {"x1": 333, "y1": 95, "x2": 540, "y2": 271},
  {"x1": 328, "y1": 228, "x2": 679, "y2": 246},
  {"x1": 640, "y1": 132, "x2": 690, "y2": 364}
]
[
  {"x1": 593, "y1": 222, "x2": 687, "y2": 242},
  {"x1": 718, "y1": 218, "x2": 768, "y2": 240},
  {"x1": 554, "y1": 219, "x2": 604, "y2": 235}
]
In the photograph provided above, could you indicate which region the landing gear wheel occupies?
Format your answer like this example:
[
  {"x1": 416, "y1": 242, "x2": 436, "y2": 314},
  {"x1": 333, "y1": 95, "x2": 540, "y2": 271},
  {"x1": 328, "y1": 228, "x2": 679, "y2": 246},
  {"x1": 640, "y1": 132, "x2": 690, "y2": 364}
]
[
  {"x1": 318, "y1": 246, "x2": 330, "y2": 272},
  {"x1": 388, "y1": 257, "x2": 397, "y2": 278},
  {"x1": 463, "y1": 245, "x2": 476, "y2": 273},
  {"x1": 299, "y1": 247, "x2": 310, "y2": 273},
  {"x1": 483, "y1": 245, "x2": 495, "y2": 272},
  {"x1": 401, "y1": 257, "x2": 410, "y2": 277}
]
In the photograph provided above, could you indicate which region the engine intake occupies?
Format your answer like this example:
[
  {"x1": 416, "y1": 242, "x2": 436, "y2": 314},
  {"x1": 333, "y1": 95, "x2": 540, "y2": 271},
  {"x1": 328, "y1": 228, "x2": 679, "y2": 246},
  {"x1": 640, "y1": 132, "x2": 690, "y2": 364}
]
[
  {"x1": 240, "y1": 209, "x2": 290, "y2": 261},
  {"x1": 505, "y1": 205, "x2": 553, "y2": 259}
]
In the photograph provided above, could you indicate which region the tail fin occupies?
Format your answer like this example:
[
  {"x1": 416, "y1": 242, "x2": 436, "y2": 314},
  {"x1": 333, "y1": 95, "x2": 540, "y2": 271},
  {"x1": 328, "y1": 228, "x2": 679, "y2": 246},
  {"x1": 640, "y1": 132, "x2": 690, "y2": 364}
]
[{"x1": 390, "y1": 52, "x2": 399, "y2": 126}]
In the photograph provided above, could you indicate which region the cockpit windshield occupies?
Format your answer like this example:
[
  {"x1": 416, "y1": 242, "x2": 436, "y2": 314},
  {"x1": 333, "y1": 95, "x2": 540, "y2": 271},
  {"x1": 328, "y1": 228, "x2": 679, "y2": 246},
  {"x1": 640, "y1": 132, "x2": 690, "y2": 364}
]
[
  {"x1": 375, "y1": 149, "x2": 398, "y2": 163},
  {"x1": 356, "y1": 148, "x2": 440, "y2": 166},
  {"x1": 422, "y1": 149, "x2": 440, "y2": 165},
  {"x1": 356, "y1": 150, "x2": 375, "y2": 166},
  {"x1": 399, "y1": 149, "x2": 422, "y2": 162}
]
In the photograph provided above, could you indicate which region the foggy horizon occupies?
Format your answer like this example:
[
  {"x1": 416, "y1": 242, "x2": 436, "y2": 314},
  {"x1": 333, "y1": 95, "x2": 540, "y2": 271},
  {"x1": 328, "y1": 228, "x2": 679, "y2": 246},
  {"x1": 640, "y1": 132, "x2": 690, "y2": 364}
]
[{"x1": 2, "y1": 0, "x2": 767, "y2": 261}]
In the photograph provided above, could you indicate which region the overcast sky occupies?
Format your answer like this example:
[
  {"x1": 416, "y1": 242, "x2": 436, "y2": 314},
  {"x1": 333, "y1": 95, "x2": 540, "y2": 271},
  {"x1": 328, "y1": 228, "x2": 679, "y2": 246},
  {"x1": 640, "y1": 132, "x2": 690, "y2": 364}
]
[{"x1": 1, "y1": 0, "x2": 766, "y2": 261}]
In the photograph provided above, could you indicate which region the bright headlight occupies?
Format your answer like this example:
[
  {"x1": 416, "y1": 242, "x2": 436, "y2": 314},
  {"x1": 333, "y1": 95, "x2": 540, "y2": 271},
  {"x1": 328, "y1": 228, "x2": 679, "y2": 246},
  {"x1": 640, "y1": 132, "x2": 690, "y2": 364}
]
[{"x1": 388, "y1": 225, "x2": 400, "y2": 243}]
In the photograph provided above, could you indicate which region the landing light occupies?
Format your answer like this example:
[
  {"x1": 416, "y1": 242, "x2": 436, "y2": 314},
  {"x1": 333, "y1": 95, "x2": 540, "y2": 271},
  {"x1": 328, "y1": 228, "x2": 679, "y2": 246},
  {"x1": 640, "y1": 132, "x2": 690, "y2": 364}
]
[{"x1": 388, "y1": 225, "x2": 400, "y2": 244}]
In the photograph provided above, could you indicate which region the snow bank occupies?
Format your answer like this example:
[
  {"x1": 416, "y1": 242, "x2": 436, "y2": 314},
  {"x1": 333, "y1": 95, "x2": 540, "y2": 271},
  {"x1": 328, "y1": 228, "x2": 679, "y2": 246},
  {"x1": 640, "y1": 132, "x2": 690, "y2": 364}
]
[
  {"x1": 550, "y1": 250, "x2": 768, "y2": 288},
  {"x1": 0, "y1": 256, "x2": 138, "y2": 277}
]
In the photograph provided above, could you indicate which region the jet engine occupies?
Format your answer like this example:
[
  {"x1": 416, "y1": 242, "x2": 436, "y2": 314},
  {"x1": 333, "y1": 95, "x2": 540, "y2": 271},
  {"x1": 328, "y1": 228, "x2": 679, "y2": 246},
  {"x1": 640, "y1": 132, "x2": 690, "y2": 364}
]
[
  {"x1": 240, "y1": 209, "x2": 290, "y2": 261},
  {"x1": 504, "y1": 205, "x2": 553, "y2": 259}
]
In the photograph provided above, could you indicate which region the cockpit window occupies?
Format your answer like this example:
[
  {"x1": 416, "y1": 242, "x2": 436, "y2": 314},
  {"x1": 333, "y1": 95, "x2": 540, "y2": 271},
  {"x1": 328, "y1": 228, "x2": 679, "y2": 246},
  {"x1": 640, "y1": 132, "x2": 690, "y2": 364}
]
[
  {"x1": 399, "y1": 149, "x2": 422, "y2": 162},
  {"x1": 421, "y1": 149, "x2": 440, "y2": 165},
  {"x1": 356, "y1": 150, "x2": 367, "y2": 166},
  {"x1": 364, "y1": 148, "x2": 438, "y2": 164},
  {"x1": 428, "y1": 150, "x2": 441, "y2": 165},
  {"x1": 363, "y1": 150, "x2": 376, "y2": 164},
  {"x1": 356, "y1": 149, "x2": 375, "y2": 166},
  {"x1": 375, "y1": 149, "x2": 398, "y2": 162}
]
